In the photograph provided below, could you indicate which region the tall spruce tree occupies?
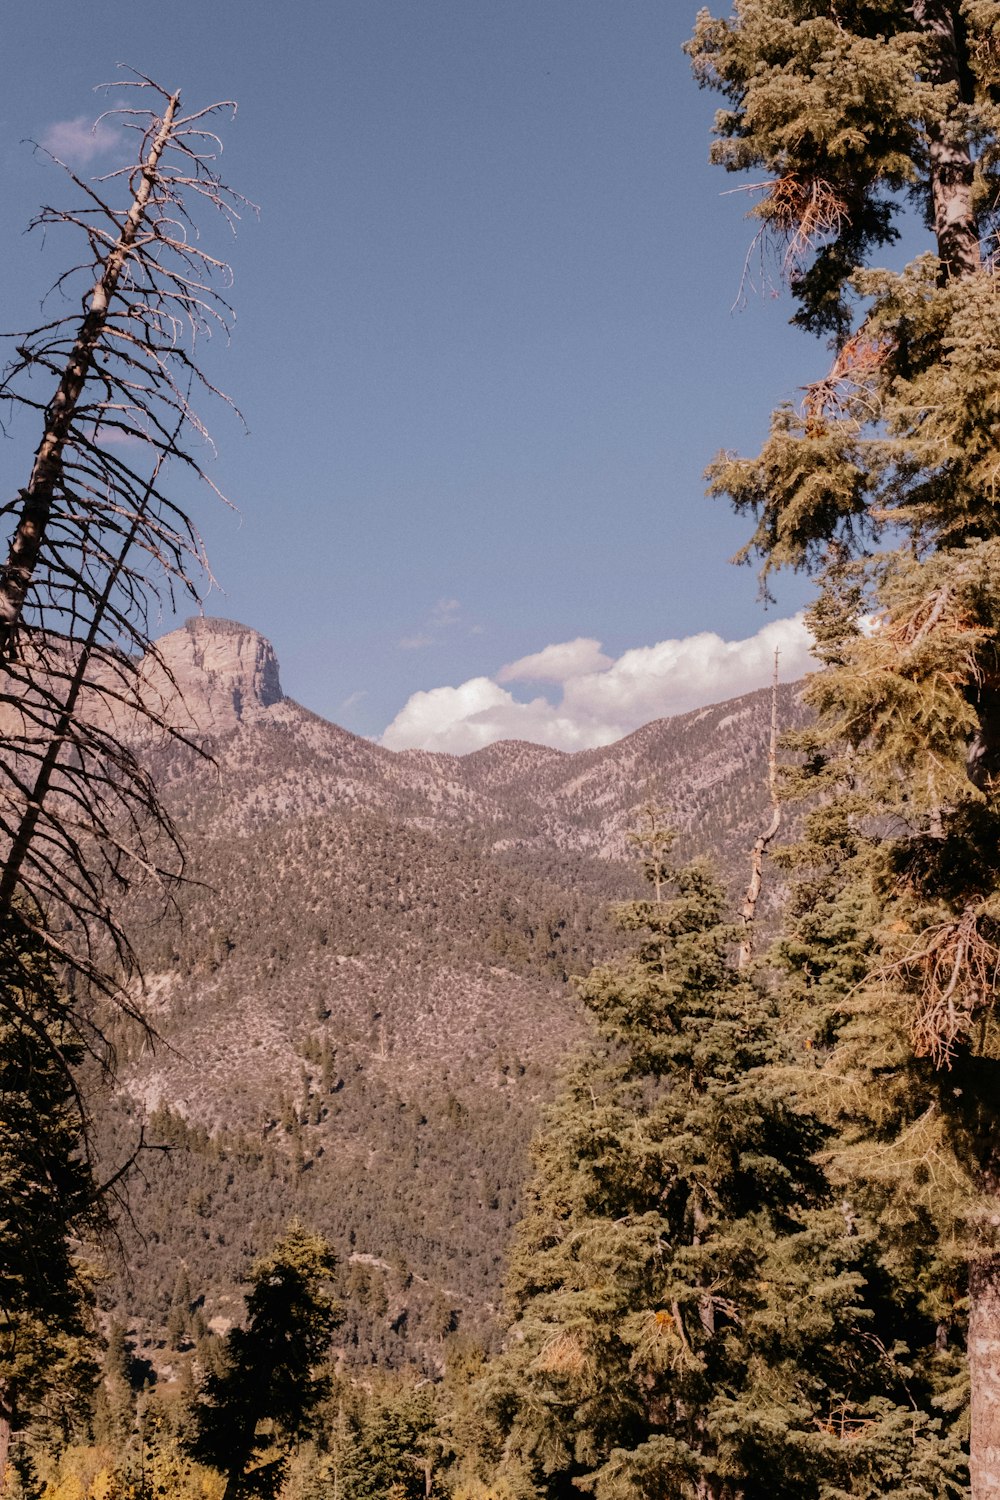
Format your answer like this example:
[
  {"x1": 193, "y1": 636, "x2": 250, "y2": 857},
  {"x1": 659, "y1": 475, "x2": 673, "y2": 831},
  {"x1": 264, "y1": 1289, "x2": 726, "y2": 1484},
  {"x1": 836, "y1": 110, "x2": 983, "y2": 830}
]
[
  {"x1": 187, "y1": 1223, "x2": 340, "y2": 1500},
  {"x1": 472, "y1": 833, "x2": 961, "y2": 1499},
  {"x1": 0, "y1": 916, "x2": 101, "y2": 1489},
  {"x1": 687, "y1": 5, "x2": 1000, "y2": 1491}
]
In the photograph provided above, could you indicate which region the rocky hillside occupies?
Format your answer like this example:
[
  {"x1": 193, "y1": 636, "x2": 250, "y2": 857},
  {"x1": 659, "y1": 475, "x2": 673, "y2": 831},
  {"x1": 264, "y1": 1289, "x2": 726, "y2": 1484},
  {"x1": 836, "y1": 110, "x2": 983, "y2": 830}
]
[{"x1": 100, "y1": 617, "x2": 804, "y2": 1370}]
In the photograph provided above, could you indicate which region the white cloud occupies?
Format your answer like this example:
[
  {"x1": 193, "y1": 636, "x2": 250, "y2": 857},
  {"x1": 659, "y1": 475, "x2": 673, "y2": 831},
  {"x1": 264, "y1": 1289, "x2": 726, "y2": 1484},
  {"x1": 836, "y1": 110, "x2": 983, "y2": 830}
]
[
  {"x1": 381, "y1": 614, "x2": 815, "y2": 754},
  {"x1": 39, "y1": 115, "x2": 120, "y2": 165},
  {"x1": 398, "y1": 597, "x2": 464, "y2": 650},
  {"x1": 87, "y1": 423, "x2": 145, "y2": 448},
  {"x1": 498, "y1": 637, "x2": 613, "y2": 683},
  {"x1": 380, "y1": 676, "x2": 598, "y2": 755}
]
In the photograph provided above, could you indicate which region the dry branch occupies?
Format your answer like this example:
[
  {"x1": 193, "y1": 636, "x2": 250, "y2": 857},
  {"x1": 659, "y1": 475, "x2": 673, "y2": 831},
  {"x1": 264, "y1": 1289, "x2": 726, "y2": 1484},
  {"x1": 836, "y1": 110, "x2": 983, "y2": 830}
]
[
  {"x1": 737, "y1": 650, "x2": 781, "y2": 970},
  {"x1": 874, "y1": 902, "x2": 1000, "y2": 1066},
  {"x1": 802, "y1": 331, "x2": 892, "y2": 429},
  {"x1": 0, "y1": 73, "x2": 250, "y2": 1054},
  {"x1": 726, "y1": 171, "x2": 849, "y2": 306}
]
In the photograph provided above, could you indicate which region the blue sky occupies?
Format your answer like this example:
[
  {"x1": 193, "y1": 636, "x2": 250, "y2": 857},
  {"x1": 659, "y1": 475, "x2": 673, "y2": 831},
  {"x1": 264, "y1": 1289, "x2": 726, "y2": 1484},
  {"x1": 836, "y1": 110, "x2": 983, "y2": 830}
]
[{"x1": 0, "y1": 2, "x2": 826, "y2": 749}]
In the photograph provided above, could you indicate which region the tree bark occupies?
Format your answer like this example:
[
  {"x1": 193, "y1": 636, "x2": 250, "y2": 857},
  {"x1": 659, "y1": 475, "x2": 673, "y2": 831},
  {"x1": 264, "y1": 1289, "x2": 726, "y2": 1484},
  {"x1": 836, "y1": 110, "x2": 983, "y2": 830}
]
[
  {"x1": 0, "y1": 440, "x2": 170, "y2": 920},
  {"x1": 911, "y1": 1, "x2": 981, "y2": 278},
  {"x1": 969, "y1": 1255, "x2": 1000, "y2": 1498},
  {"x1": 737, "y1": 651, "x2": 780, "y2": 970},
  {"x1": 221, "y1": 1464, "x2": 247, "y2": 1500},
  {"x1": 0, "y1": 91, "x2": 180, "y2": 659},
  {"x1": 0, "y1": 1396, "x2": 13, "y2": 1497}
]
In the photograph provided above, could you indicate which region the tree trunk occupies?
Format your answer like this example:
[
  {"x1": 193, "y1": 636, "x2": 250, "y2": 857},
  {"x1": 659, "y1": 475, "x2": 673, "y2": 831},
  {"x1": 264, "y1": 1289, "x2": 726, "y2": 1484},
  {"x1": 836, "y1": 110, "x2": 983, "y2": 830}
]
[
  {"x1": 970, "y1": 1255, "x2": 1000, "y2": 1497},
  {"x1": 0, "y1": 91, "x2": 179, "y2": 659},
  {"x1": 0, "y1": 1399, "x2": 12, "y2": 1497},
  {"x1": 911, "y1": 0, "x2": 981, "y2": 279},
  {"x1": 912, "y1": 16, "x2": 998, "y2": 1492},
  {"x1": 0, "y1": 441, "x2": 170, "y2": 920},
  {"x1": 737, "y1": 650, "x2": 780, "y2": 969},
  {"x1": 967, "y1": 683, "x2": 1000, "y2": 795},
  {"x1": 221, "y1": 1467, "x2": 245, "y2": 1500}
]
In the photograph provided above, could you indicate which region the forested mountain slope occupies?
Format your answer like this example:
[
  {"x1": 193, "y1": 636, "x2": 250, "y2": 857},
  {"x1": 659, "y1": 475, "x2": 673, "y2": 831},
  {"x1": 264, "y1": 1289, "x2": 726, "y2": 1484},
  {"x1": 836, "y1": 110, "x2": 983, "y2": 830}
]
[{"x1": 102, "y1": 616, "x2": 804, "y2": 1370}]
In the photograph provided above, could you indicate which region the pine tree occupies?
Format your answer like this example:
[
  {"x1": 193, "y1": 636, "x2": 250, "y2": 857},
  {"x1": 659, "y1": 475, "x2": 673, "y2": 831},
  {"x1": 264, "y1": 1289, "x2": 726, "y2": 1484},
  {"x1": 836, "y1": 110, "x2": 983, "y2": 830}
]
[
  {"x1": 166, "y1": 1265, "x2": 194, "y2": 1351},
  {"x1": 323, "y1": 1382, "x2": 442, "y2": 1500},
  {"x1": 688, "y1": 6, "x2": 1000, "y2": 1490},
  {"x1": 0, "y1": 916, "x2": 101, "y2": 1487},
  {"x1": 473, "y1": 834, "x2": 962, "y2": 1498},
  {"x1": 187, "y1": 1223, "x2": 340, "y2": 1500}
]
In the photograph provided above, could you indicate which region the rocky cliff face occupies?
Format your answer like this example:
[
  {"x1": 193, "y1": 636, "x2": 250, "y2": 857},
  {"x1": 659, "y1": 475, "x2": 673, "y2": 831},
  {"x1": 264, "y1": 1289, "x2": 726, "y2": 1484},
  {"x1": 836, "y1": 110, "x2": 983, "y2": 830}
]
[{"x1": 141, "y1": 616, "x2": 283, "y2": 736}]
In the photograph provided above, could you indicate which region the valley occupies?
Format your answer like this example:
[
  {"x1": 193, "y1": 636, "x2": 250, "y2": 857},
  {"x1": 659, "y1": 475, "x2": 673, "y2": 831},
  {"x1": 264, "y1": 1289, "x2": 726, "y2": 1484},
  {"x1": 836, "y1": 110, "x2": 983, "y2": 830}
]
[{"x1": 101, "y1": 616, "x2": 801, "y2": 1369}]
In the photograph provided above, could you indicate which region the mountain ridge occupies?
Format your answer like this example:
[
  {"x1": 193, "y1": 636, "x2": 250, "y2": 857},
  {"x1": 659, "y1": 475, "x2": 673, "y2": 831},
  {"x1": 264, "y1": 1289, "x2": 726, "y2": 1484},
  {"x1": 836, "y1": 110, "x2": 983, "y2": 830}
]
[
  {"x1": 149, "y1": 614, "x2": 800, "y2": 860},
  {"x1": 100, "y1": 615, "x2": 806, "y2": 1369}
]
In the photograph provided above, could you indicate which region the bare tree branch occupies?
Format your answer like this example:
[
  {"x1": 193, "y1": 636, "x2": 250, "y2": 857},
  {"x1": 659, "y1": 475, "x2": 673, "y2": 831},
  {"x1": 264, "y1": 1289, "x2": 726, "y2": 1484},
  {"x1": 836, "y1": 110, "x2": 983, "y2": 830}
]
[
  {"x1": 737, "y1": 649, "x2": 781, "y2": 970},
  {"x1": 0, "y1": 74, "x2": 250, "y2": 1055}
]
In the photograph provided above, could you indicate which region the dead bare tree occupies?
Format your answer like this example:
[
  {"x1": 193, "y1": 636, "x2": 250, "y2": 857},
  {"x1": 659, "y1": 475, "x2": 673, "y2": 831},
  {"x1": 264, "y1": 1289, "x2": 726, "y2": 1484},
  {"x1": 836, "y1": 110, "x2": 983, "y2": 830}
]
[
  {"x1": 737, "y1": 649, "x2": 781, "y2": 970},
  {"x1": 0, "y1": 71, "x2": 251, "y2": 1056}
]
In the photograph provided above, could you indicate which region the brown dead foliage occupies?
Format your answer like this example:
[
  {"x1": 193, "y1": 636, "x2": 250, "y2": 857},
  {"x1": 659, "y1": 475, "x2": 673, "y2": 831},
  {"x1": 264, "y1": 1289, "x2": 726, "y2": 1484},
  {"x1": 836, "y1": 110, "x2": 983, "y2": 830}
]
[
  {"x1": 879, "y1": 584, "x2": 987, "y2": 665},
  {"x1": 814, "y1": 1402, "x2": 879, "y2": 1442},
  {"x1": 762, "y1": 172, "x2": 850, "y2": 272},
  {"x1": 803, "y1": 330, "x2": 893, "y2": 429},
  {"x1": 877, "y1": 903, "x2": 1000, "y2": 1066},
  {"x1": 532, "y1": 1331, "x2": 591, "y2": 1378}
]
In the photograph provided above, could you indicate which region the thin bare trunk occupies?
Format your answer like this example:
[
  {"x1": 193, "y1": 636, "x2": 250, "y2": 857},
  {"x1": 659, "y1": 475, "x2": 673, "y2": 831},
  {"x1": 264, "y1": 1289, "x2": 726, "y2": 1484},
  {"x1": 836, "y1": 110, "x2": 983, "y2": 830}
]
[
  {"x1": 0, "y1": 432, "x2": 174, "y2": 921},
  {"x1": 737, "y1": 651, "x2": 781, "y2": 970},
  {"x1": 970, "y1": 1255, "x2": 1000, "y2": 1498},
  {"x1": 0, "y1": 78, "x2": 246, "y2": 1035},
  {"x1": 911, "y1": 1, "x2": 981, "y2": 278},
  {"x1": 0, "y1": 1397, "x2": 12, "y2": 1497},
  {"x1": 0, "y1": 93, "x2": 180, "y2": 659}
]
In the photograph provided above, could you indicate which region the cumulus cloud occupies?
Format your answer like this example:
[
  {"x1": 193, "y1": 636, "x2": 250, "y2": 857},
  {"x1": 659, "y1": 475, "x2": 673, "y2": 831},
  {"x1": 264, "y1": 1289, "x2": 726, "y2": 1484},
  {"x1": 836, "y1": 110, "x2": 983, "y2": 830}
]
[
  {"x1": 498, "y1": 637, "x2": 613, "y2": 683},
  {"x1": 381, "y1": 677, "x2": 599, "y2": 755},
  {"x1": 381, "y1": 614, "x2": 815, "y2": 755},
  {"x1": 39, "y1": 115, "x2": 121, "y2": 165}
]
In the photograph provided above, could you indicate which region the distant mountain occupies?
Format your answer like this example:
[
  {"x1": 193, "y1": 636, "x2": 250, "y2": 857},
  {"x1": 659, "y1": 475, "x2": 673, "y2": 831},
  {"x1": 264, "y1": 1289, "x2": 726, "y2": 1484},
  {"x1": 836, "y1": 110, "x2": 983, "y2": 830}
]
[
  {"x1": 143, "y1": 614, "x2": 284, "y2": 736},
  {"x1": 100, "y1": 617, "x2": 804, "y2": 1371}
]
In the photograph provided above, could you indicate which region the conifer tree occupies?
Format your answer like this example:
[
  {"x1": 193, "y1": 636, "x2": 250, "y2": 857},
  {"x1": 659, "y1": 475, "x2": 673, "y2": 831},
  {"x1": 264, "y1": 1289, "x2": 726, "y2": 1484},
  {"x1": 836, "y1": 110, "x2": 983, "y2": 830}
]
[
  {"x1": 187, "y1": 1223, "x2": 340, "y2": 1500},
  {"x1": 473, "y1": 833, "x2": 962, "y2": 1498},
  {"x1": 166, "y1": 1265, "x2": 194, "y2": 1351},
  {"x1": 688, "y1": 6, "x2": 1000, "y2": 1490},
  {"x1": 319, "y1": 1382, "x2": 443, "y2": 1500},
  {"x1": 0, "y1": 917, "x2": 101, "y2": 1488}
]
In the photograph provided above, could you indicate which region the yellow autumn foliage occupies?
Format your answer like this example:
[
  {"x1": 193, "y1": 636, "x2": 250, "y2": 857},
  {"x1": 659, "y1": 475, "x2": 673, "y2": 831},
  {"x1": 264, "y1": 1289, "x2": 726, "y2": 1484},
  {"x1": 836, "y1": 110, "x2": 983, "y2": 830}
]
[{"x1": 39, "y1": 1443, "x2": 224, "y2": 1500}]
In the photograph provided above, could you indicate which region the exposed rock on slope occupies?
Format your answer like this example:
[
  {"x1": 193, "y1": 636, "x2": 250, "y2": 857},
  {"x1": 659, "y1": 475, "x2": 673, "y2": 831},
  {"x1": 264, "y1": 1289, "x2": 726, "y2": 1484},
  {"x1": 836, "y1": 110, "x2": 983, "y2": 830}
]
[{"x1": 140, "y1": 616, "x2": 283, "y2": 736}]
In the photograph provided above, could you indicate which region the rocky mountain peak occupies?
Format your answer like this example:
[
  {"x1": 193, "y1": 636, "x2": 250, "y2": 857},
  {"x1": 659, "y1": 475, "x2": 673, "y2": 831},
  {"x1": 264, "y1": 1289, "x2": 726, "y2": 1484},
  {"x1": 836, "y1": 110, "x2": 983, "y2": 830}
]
[{"x1": 143, "y1": 616, "x2": 283, "y2": 736}]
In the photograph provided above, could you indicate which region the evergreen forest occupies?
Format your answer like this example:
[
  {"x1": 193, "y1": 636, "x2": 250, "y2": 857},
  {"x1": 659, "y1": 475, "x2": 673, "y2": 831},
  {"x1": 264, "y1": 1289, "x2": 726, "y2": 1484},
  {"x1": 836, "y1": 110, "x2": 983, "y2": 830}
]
[{"x1": 3, "y1": 6, "x2": 1000, "y2": 1498}]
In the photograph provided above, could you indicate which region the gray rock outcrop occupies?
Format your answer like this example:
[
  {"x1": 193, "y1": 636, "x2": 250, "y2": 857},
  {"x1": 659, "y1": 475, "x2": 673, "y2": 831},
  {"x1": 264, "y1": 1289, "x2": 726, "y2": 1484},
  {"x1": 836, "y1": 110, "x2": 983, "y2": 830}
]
[{"x1": 141, "y1": 616, "x2": 284, "y2": 737}]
